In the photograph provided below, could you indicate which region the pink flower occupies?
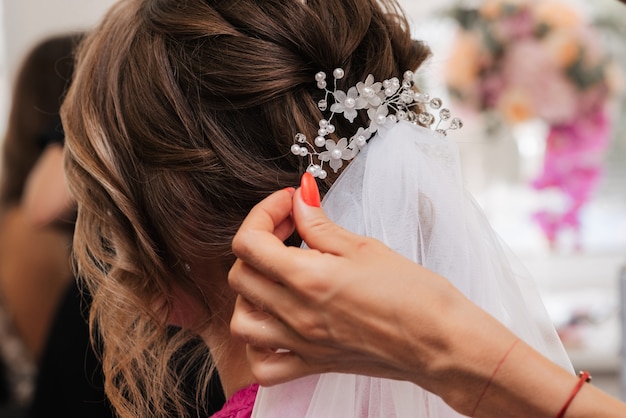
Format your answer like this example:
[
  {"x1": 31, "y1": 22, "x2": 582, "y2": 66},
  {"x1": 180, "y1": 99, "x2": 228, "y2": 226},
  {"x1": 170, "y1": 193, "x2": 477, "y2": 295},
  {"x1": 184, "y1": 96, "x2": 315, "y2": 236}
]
[
  {"x1": 481, "y1": 73, "x2": 507, "y2": 110},
  {"x1": 493, "y1": 7, "x2": 535, "y2": 41},
  {"x1": 502, "y1": 40, "x2": 578, "y2": 124},
  {"x1": 531, "y1": 110, "x2": 611, "y2": 245}
]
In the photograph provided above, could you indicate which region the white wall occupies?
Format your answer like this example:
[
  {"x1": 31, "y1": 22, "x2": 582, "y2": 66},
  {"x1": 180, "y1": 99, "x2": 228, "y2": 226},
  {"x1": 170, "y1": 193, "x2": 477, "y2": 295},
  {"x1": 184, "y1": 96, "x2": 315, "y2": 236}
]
[
  {"x1": 0, "y1": 0, "x2": 450, "y2": 84},
  {"x1": 0, "y1": 0, "x2": 116, "y2": 138},
  {"x1": 2, "y1": 0, "x2": 116, "y2": 84}
]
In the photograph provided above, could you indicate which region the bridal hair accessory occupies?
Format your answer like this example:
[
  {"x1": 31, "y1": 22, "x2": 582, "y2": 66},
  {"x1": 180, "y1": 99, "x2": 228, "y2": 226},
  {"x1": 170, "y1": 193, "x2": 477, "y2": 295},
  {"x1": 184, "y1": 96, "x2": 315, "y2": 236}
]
[{"x1": 291, "y1": 68, "x2": 463, "y2": 178}]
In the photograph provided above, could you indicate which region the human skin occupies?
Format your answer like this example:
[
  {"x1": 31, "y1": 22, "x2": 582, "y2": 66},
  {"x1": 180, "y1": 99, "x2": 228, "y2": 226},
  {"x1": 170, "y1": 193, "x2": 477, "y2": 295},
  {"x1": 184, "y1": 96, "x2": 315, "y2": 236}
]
[
  {"x1": 229, "y1": 178, "x2": 626, "y2": 417},
  {"x1": 22, "y1": 143, "x2": 75, "y2": 227},
  {"x1": 0, "y1": 144, "x2": 74, "y2": 359},
  {"x1": 0, "y1": 206, "x2": 72, "y2": 359}
]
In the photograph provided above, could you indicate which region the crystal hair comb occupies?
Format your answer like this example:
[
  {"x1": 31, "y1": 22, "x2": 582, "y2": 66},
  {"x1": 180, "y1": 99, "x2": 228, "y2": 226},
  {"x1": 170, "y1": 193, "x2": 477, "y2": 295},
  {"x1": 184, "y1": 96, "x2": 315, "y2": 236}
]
[{"x1": 291, "y1": 68, "x2": 463, "y2": 179}]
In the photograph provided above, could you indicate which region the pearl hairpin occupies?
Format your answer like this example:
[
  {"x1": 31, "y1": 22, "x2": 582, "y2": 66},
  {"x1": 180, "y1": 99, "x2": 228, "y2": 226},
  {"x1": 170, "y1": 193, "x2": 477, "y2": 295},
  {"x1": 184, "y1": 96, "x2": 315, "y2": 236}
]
[{"x1": 292, "y1": 68, "x2": 463, "y2": 178}]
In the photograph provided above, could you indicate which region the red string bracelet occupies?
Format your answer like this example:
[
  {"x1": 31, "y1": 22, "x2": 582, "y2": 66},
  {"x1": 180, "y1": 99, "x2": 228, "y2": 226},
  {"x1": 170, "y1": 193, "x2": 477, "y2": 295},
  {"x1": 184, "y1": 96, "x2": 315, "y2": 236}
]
[
  {"x1": 471, "y1": 339, "x2": 520, "y2": 416},
  {"x1": 555, "y1": 370, "x2": 592, "y2": 418}
]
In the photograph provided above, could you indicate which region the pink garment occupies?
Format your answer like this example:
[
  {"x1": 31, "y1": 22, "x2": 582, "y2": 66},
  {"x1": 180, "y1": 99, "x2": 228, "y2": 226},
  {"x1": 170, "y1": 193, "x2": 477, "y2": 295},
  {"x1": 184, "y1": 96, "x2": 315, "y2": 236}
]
[{"x1": 210, "y1": 384, "x2": 259, "y2": 418}]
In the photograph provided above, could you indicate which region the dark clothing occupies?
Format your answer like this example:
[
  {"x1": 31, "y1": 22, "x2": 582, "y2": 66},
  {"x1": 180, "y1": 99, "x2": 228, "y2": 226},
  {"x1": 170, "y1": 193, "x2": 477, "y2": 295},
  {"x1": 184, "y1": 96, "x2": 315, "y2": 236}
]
[
  {"x1": 28, "y1": 281, "x2": 113, "y2": 418},
  {"x1": 28, "y1": 280, "x2": 226, "y2": 417}
]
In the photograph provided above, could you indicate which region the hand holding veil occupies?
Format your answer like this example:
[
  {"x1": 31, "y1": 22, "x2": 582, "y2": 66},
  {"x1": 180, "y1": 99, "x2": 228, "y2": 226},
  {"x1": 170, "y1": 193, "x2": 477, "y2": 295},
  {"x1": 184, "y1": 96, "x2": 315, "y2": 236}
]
[{"x1": 241, "y1": 121, "x2": 573, "y2": 417}]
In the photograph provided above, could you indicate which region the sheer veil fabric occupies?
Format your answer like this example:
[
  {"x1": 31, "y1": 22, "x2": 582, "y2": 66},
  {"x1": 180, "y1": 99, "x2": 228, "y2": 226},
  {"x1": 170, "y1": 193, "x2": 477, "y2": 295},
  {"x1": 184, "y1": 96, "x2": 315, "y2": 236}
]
[{"x1": 252, "y1": 121, "x2": 573, "y2": 417}]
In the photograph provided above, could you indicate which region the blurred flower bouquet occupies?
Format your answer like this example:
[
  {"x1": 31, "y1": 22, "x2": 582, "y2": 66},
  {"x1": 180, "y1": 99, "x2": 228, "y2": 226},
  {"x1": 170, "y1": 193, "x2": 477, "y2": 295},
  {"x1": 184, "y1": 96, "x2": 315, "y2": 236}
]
[{"x1": 445, "y1": 0, "x2": 617, "y2": 249}]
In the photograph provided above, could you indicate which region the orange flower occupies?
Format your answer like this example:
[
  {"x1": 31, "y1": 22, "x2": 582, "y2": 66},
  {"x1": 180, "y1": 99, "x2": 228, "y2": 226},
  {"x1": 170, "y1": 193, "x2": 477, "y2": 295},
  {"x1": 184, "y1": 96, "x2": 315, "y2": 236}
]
[
  {"x1": 605, "y1": 62, "x2": 625, "y2": 95},
  {"x1": 480, "y1": 0, "x2": 525, "y2": 19},
  {"x1": 479, "y1": 0, "x2": 504, "y2": 20},
  {"x1": 497, "y1": 89, "x2": 534, "y2": 124},
  {"x1": 533, "y1": 1, "x2": 582, "y2": 30},
  {"x1": 445, "y1": 32, "x2": 481, "y2": 90},
  {"x1": 543, "y1": 30, "x2": 580, "y2": 69}
]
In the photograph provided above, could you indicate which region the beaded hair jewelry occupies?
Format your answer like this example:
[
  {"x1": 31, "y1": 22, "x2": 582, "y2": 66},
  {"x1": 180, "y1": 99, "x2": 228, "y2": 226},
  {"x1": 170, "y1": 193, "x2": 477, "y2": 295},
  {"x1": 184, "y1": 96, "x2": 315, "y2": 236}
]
[{"x1": 291, "y1": 68, "x2": 463, "y2": 179}]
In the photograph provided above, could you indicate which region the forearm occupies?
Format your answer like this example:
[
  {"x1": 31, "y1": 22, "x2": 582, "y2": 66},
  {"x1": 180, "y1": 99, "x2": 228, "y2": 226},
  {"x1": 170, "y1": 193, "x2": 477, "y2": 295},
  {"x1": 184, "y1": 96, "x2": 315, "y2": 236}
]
[
  {"x1": 229, "y1": 187, "x2": 626, "y2": 416},
  {"x1": 397, "y1": 273, "x2": 626, "y2": 417}
]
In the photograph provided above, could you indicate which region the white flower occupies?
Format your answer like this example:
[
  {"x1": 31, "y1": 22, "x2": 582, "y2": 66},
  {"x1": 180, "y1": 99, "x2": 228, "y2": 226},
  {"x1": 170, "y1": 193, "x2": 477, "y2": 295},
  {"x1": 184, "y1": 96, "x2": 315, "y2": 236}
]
[
  {"x1": 330, "y1": 87, "x2": 367, "y2": 122},
  {"x1": 292, "y1": 68, "x2": 463, "y2": 179},
  {"x1": 367, "y1": 105, "x2": 395, "y2": 135},
  {"x1": 319, "y1": 137, "x2": 352, "y2": 172},
  {"x1": 356, "y1": 75, "x2": 383, "y2": 106},
  {"x1": 350, "y1": 126, "x2": 372, "y2": 149}
]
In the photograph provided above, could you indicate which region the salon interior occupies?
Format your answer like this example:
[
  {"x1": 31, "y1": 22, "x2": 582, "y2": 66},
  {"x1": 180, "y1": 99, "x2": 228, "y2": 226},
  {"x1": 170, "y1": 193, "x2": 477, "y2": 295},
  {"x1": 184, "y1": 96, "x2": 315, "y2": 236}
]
[{"x1": 0, "y1": 0, "x2": 625, "y2": 410}]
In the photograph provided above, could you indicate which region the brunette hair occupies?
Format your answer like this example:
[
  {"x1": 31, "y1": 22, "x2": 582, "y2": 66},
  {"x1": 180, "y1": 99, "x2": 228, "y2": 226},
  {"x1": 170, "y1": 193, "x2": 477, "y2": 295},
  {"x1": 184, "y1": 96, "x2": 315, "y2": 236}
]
[
  {"x1": 0, "y1": 34, "x2": 80, "y2": 210},
  {"x1": 62, "y1": 0, "x2": 430, "y2": 416}
]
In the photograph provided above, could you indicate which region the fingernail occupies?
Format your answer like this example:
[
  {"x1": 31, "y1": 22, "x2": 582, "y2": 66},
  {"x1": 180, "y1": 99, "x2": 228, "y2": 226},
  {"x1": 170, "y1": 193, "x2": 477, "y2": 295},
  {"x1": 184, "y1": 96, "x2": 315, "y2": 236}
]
[
  {"x1": 283, "y1": 187, "x2": 296, "y2": 197},
  {"x1": 300, "y1": 173, "x2": 321, "y2": 207}
]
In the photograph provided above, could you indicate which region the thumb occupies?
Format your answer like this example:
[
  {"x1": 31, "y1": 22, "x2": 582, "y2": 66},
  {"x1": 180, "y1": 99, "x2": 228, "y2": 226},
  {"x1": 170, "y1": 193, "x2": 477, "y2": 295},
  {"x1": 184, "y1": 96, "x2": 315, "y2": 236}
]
[{"x1": 293, "y1": 173, "x2": 361, "y2": 256}]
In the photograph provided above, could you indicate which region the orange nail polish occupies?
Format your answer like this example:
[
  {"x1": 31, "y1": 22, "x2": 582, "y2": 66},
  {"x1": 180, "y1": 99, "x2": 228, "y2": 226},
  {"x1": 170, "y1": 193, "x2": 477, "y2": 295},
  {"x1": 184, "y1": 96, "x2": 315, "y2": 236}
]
[
  {"x1": 283, "y1": 187, "x2": 296, "y2": 197},
  {"x1": 300, "y1": 173, "x2": 321, "y2": 207}
]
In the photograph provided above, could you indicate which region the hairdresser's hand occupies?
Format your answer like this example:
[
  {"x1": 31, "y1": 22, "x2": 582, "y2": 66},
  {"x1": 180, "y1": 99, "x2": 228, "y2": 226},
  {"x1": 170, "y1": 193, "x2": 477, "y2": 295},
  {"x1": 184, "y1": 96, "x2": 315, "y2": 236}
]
[
  {"x1": 229, "y1": 175, "x2": 626, "y2": 418},
  {"x1": 229, "y1": 174, "x2": 513, "y2": 414}
]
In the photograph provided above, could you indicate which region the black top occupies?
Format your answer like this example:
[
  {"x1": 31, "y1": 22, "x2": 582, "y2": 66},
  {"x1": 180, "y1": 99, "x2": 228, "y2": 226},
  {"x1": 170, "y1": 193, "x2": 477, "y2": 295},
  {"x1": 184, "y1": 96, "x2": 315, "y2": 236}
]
[
  {"x1": 28, "y1": 280, "x2": 114, "y2": 418},
  {"x1": 28, "y1": 280, "x2": 226, "y2": 417}
]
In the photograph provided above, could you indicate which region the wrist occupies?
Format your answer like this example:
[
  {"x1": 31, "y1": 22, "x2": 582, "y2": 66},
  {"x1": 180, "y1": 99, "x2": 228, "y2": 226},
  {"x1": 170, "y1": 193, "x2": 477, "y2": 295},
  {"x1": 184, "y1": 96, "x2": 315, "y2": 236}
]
[
  {"x1": 427, "y1": 299, "x2": 520, "y2": 415},
  {"x1": 468, "y1": 341, "x2": 576, "y2": 418}
]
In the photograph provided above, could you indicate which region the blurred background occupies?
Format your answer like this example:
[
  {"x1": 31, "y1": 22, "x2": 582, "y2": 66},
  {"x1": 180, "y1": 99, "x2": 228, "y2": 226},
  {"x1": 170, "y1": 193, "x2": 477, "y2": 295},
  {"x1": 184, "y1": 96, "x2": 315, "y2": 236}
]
[
  {"x1": 400, "y1": 0, "x2": 626, "y2": 399},
  {"x1": 0, "y1": 0, "x2": 624, "y2": 407}
]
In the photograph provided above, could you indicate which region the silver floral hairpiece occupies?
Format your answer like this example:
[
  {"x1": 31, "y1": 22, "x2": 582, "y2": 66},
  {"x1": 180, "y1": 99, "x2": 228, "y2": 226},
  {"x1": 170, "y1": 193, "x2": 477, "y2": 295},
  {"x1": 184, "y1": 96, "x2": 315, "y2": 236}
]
[{"x1": 291, "y1": 68, "x2": 463, "y2": 179}]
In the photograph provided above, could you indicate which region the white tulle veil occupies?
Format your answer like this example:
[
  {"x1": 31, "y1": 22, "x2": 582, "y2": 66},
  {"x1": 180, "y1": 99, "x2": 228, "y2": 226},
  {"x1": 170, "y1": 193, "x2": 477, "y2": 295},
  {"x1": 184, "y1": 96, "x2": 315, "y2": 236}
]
[{"x1": 252, "y1": 121, "x2": 573, "y2": 417}]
